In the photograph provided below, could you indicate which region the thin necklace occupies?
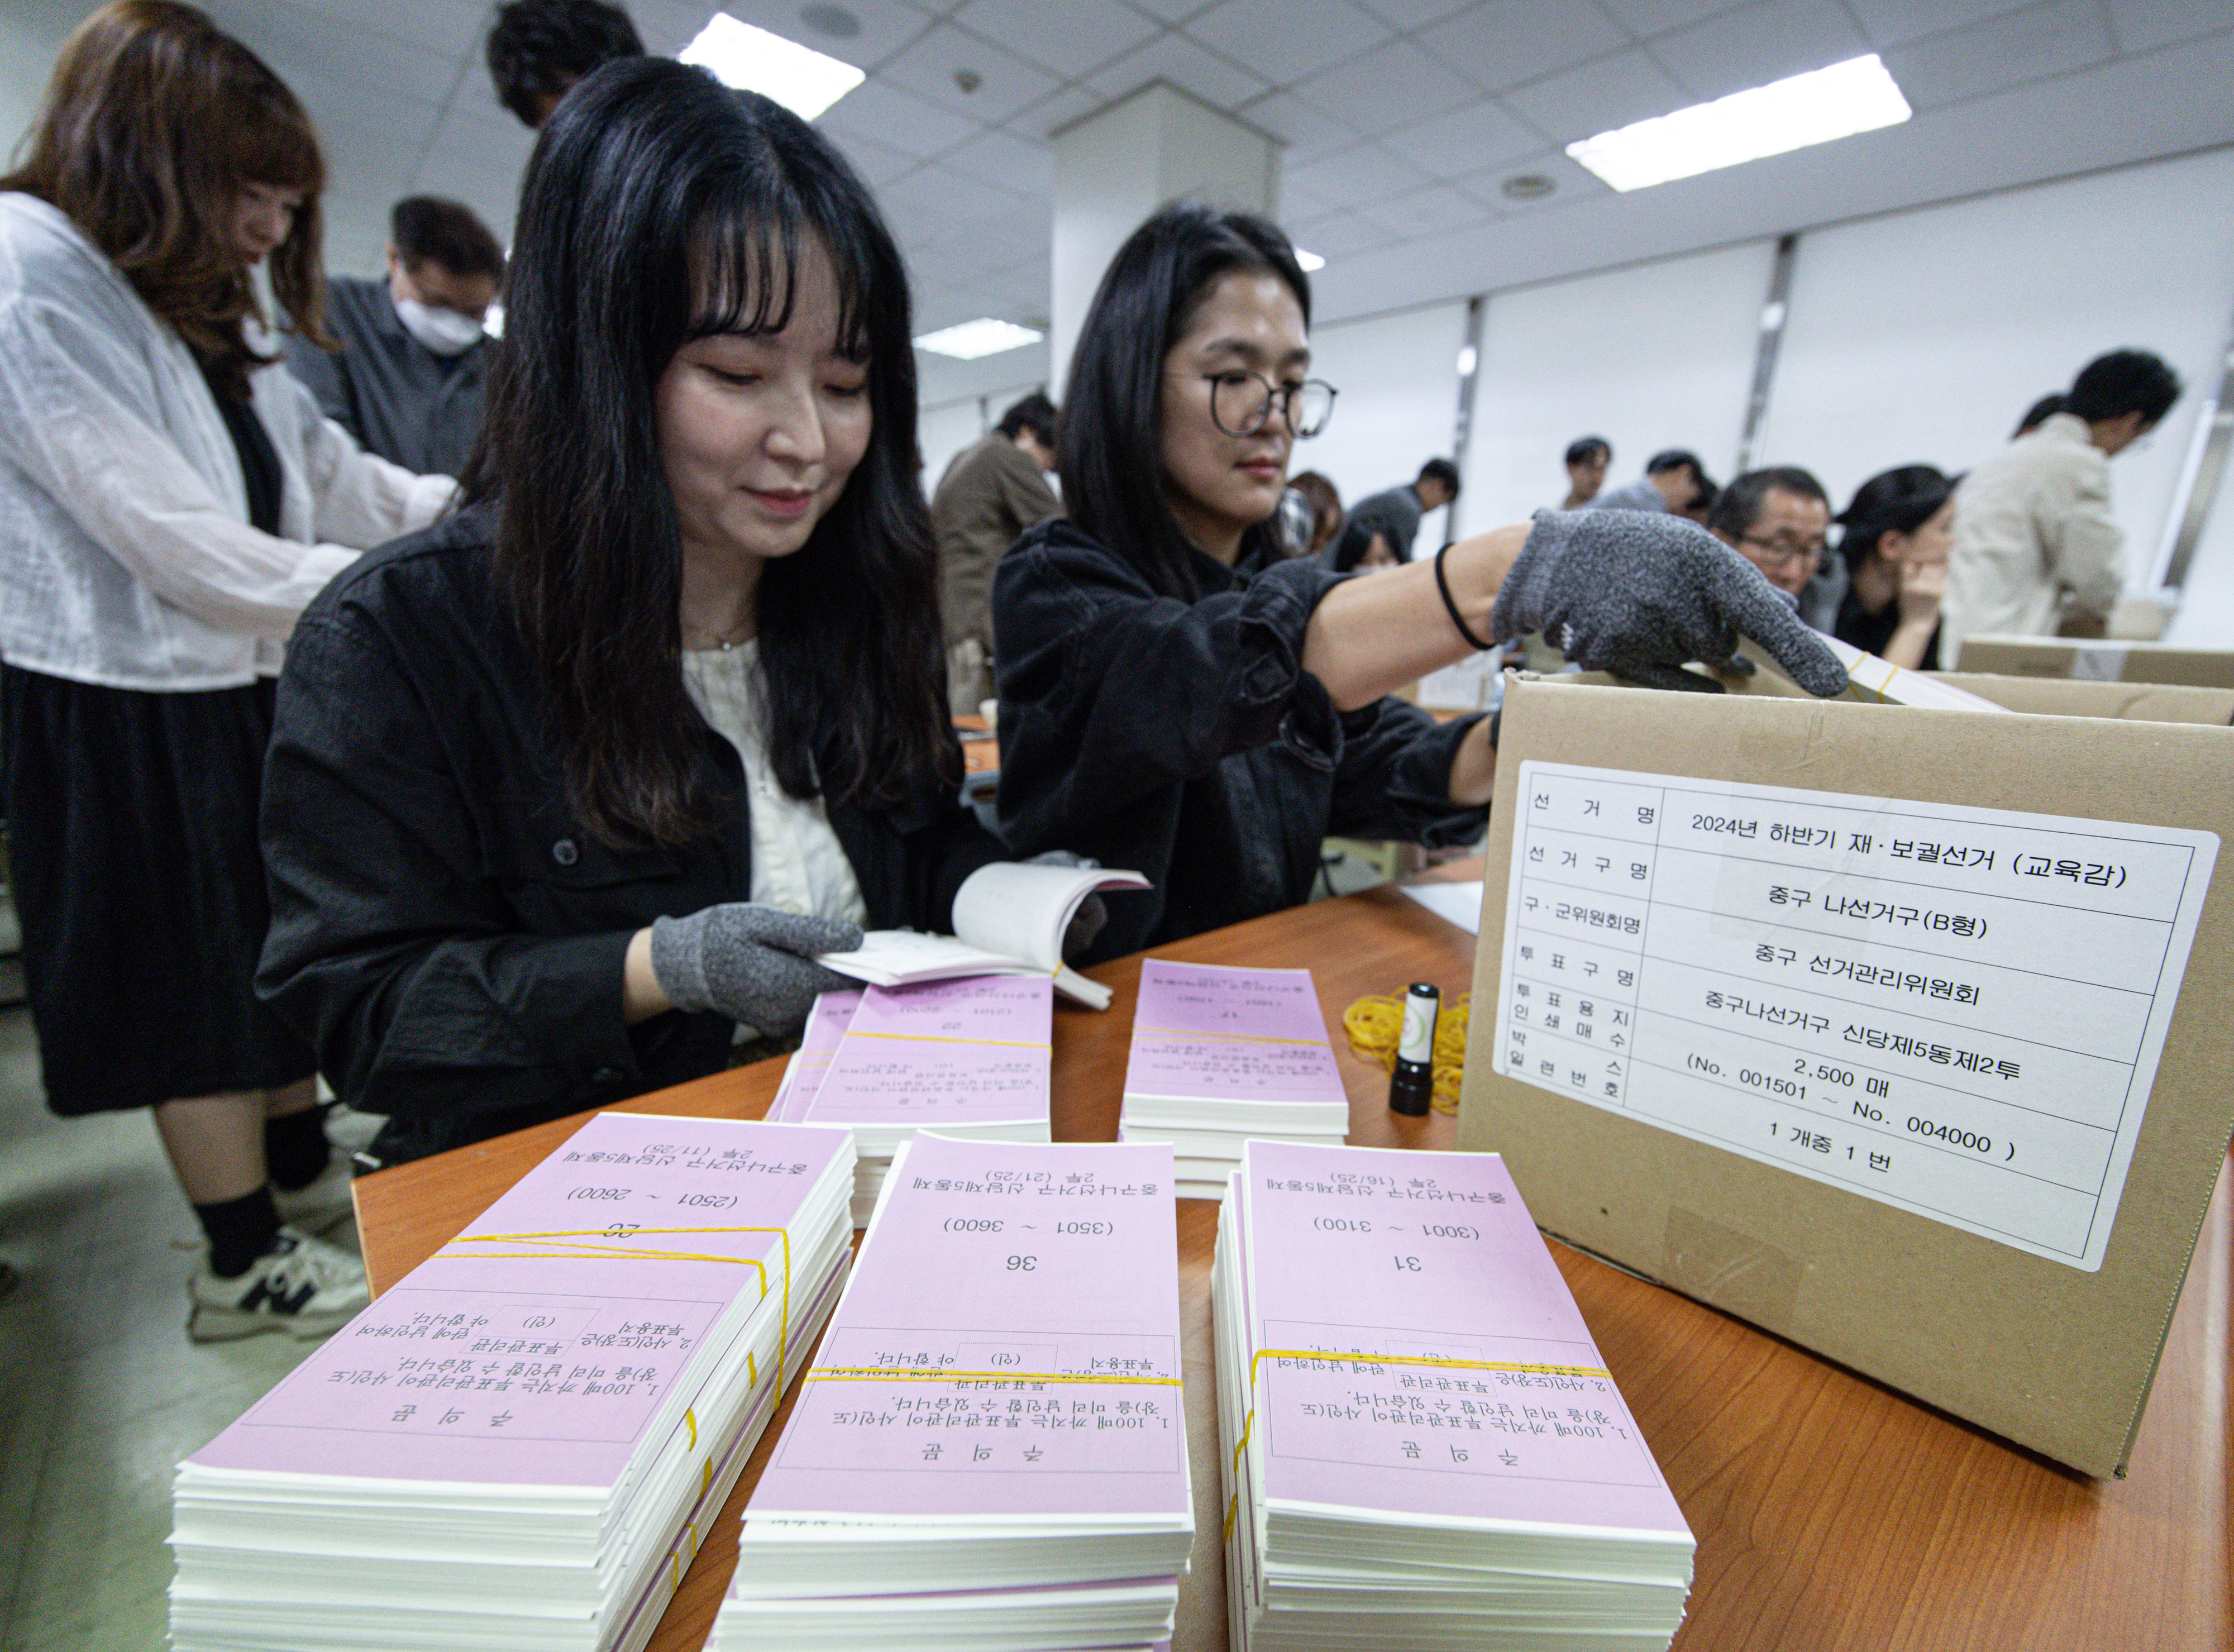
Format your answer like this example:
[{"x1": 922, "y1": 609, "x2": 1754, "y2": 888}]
[{"x1": 685, "y1": 618, "x2": 752, "y2": 652}]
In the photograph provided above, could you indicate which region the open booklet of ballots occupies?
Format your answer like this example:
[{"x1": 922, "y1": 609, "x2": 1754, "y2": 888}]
[
  {"x1": 817, "y1": 861, "x2": 1151, "y2": 1010},
  {"x1": 1215, "y1": 1139, "x2": 1693, "y2": 1650},
  {"x1": 169, "y1": 1113, "x2": 857, "y2": 1652},
  {"x1": 708, "y1": 1133, "x2": 1194, "y2": 1652}
]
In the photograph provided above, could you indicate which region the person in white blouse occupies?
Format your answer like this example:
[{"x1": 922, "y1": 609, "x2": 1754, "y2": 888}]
[{"x1": 0, "y1": 2, "x2": 451, "y2": 1340}]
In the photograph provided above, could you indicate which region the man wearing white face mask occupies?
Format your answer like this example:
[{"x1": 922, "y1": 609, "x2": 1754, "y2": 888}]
[{"x1": 284, "y1": 196, "x2": 502, "y2": 476}]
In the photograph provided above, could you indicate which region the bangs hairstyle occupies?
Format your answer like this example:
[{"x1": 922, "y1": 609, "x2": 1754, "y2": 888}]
[
  {"x1": 3, "y1": 0, "x2": 328, "y2": 399},
  {"x1": 1836, "y1": 465, "x2": 1955, "y2": 576},
  {"x1": 469, "y1": 58, "x2": 949, "y2": 851},
  {"x1": 1059, "y1": 202, "x2": 1310, "y2": 601}
]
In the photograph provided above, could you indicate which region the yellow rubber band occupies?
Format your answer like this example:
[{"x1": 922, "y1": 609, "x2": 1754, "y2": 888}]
[
  {"x1": 445, "y1": 1223, "x2": 796, "y2": 1390},
  {"x1": 840, "y1": 1030, "x2": 1052, "y2": 1049},
  {"x1": 803, "y1": 1366, "x2": 1181, "y2": 1387},
  {"x1": 1133, "y1": 1025, "x2": 1331, "y2": 1048}
]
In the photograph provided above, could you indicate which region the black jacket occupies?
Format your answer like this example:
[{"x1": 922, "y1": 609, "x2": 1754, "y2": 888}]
[
  {"x1": 258, "y1": 506, "x2": 1001, "y2": 1153},
  {"x1": 992, "y1": 519, "x2": 1486, "y2": 959}
]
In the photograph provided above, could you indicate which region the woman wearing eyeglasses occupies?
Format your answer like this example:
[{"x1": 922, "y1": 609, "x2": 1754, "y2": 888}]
[{"x1": 992, "y1": 203, "x2": 1850, "y2": 957}]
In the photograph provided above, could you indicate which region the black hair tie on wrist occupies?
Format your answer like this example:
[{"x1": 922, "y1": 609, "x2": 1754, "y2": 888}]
[{"x1": 1434, "y1": 542, "x2": 1495, "y2": 651}]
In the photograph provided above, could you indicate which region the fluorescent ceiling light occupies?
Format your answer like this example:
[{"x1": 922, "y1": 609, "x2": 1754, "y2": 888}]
[
  {"x1": 1567, "y1": 54, "x2": 1910, "y2": 194},
  {"x1": 914, "y1": 318, "x2": 1044, "y2": 360},
  {"x1": 1295, "y1": 248, "x2": 1326, "y2": 272},
  {"x1": 679, "y1": 13, "x2": 864, "y2": 120}
]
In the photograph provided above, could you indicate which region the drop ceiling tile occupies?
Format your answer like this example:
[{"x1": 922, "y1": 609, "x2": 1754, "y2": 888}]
[
  {"x1": 1352, "y1": 180, "x2": 1494, "y2": 238},
  {"x1": 1882, "y1": 0, "x2": 2114, "y2": 108},
  {"x1": 704, "y1": 0, "x2": 933, "y2": 68},
  {"x1": 1234, "y1": 92, "x2": 1361, "y2": 159},
  {"x1": 1842, "y1": 0, "x2": 2037, "y2": 50},
  {"x1": 1352, "y1": 0, "x2": 1476, "y2": 30},
  {"x1": 208, "y1": 1, "x2": 464, "y2": 106},
  {"x1": 827, "y1": 127, "x2": 923, "y2": 185},
  {"x1": 254, "y1": 0, "x2": 484, "y2": 58},
  {"x1": 627, "y1": 0, "x2": 725, "y2": 54},
  {"x1": 1280, "y1": 207, "x2": 1386, "y2": 260},
  {"x1": 1596, "y1": 0, "x2": 1750, "y2": 36},
  {"x1": 1451, "y1": 146, "x2": 1607, "y2": 212},
  {"x1": 1086, "y1": 31, "x2": 1272, "y2": 109},
  {"x1": 1291, "y1": 36, "x2": 1483, "y2": 134},
  {"x1": 1378, "y1": 97, "x2": 1545, "y2": 178},
  {"x1": 941, "y1": 126, "x2": 1056, "y2": 194},
  {"x1": 1419, "y1": 0, "x2": 1630, "y2": 93},
  {"x1": 880, "y1": 21, "x2": 1062, "y2": 122},
  {"x1": 819, "y1": 77, "x2": 981, "y2": 155},
  {"x1": 1497, "y1": 46, "x2": 1688, "y2": 142},
  {"x1": 1279, "y1": 177, "x2": 1336, "y2": 219},
  {"x1": 419, "y1": 103, "x2": 538, "y2": 173},
  {"x1": 2099, "y1": 0, "x2": 2234, "y2": 54},
  {"x1": 951, "y1": 0, "x2": 1162, "y2": 77},
  {"x1": 1649, "y1": 0, "x2": 1868, "y2": 99},
  {"x1": 1008, "y1": 85, "x2": 1107, "y2": 137},
  {"x1": 261, "y1": 55, "x2": 443, "y2": 153},
  {"x1": 1183, "y1": 0, "x2": 1391, "y2": 84},
  {"x1": 1284, "y1": 140, "x2": 1431, "y2": 209},
  {"x1": 879, "y1": 163, "x2": 1030, "y2": 222}
]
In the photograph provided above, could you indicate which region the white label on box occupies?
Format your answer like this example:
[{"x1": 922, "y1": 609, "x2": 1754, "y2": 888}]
[{"x1": 1492, "y1": 761, "x2": 2219, "y2": 1272}]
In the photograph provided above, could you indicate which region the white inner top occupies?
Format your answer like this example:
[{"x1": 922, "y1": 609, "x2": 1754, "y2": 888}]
[{"x1": 681, "y1": 641, "x2": 868, "y2": 929}]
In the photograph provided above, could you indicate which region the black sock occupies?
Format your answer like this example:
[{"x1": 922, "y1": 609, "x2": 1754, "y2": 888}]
[
  {"x1": 195, "y1": 1186, "x2": 281, "y2": 1278},
  {"x1": 264, "y1": 1107, "x2": 331, "y2": 1192}
]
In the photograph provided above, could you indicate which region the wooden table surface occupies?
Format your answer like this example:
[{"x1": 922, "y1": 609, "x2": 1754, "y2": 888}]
[{"x1": 354, "y1": 862, "x2": 2231, "y2": 1652}]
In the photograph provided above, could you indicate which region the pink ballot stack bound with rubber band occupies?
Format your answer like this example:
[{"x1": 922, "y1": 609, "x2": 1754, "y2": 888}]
[
  {"x1": 1120, "y1": 959, "x2": 1350, "y2": 1200},
  {"x1": 1215, "y1": 1140, "x2": 1693, "y2": 1650},
  {"x1": 708, "y1": 1133, "x2": 1194, "y2": 1652},
  {"x1": 168, "y1": 1112, "x2": 857, "y2": 1652},
  {"x1": 772, "y1": 977, "x2": 1054, "y2": 1226}
]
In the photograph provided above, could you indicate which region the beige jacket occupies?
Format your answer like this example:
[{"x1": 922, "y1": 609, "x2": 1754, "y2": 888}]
[
  {"x1": 932, "y1": 433, "x2": 1061, "y2": 652},
  {"x1": 1944, "y1": 412, "x2": 2123, "y2": 656}
]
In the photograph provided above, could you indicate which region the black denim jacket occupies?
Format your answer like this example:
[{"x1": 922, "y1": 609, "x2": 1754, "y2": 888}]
[
  {"x1": 992, "y1": 519, "x2": 1486, "y2": 960},
  {"x1": 257, "y1": 507, "x2": 1001, "y2": 1149}
]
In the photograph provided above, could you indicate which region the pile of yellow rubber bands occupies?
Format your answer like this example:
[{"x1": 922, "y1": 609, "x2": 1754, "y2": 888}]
[{"x1": 1341, "y1": 991, "x2": 1469, "y2": 1114}]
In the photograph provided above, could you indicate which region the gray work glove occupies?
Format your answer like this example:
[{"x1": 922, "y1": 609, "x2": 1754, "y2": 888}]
[
  {"x1": 1025, "y1": 849, "x2": 1108, "y2": 956},
  {"x1": 1489, "y1": 509, "x2": 1850, "y2": 696},
  {"x1": 648, "y1": 905, "x2": 863, "y2": 1031}
]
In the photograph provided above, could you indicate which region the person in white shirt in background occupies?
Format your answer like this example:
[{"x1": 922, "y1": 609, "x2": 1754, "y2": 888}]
[
  {"x1": 0, "y1": 1, "x2": 451, "y2": 1342},
  {"x1": 1943, "y1": 349, "x2": 2183, "y2": 658}
]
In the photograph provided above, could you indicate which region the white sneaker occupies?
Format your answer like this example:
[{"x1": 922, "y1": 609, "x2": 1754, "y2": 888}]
[
  {"x1": 188, "y1": 1228, "x2": 369, "y2": 1343},
  {"x1": 273, "y1": 1156, "x2": 356, "y2": 1239}
]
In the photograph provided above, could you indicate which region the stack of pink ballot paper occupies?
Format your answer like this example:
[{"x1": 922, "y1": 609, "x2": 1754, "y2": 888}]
[
  {"x1": 707, "y1": 1133, "x2": 1195, "y2": 1652},
  {"x1": 770, "y1": 978, "x2": 1053, "y2": 1226},
  {"x1": 168, "y1": 1113, "x2": 857, "y2": 1652},
  {"x1": 1120, "y1": 960, "x2": 1350, "y2": 1199},
  {"x1": 1215, "y1": 1141, "x2": 1693, "y2": 1650}
]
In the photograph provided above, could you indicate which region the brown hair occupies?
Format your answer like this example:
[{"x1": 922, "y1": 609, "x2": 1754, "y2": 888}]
[{"x1": 2, "y1": 1, "x2": 329, "y2": 399}]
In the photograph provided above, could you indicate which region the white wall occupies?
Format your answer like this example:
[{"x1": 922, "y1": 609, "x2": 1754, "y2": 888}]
[
  {"x1": 0, "y1": 0, "x2": 94, "y2": 168},
  {"x1": 919, "y1": 396, "x2": 994, "y2": 500},
  {"x1": 1759, "y1": 144, "x2": 2234, "y2": 643},
  {"x1": 1463, "y1": 240, "x2": 1777, "y2": 532},
  {"x1": 1299, "y1": 299, "x2": 1468, "y2": 550}
]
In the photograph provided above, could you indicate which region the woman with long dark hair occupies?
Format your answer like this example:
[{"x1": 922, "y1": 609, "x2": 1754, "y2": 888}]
[
  {"x1": 994, "y1": 203, "x2": 1848, "y2": 956},
  {"x1": 258, "y1": 60, "x2": 1005, "y2": 1167},
  {"x1": 0, "y1": 1, "x2": 452, "y2": 1340},
  {"x1": 1832, "y1": 465, "x2": 1957, "y2": 671}
]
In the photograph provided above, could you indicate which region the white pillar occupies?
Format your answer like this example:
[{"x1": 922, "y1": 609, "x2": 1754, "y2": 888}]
[{"x1": 1049, "y1": 82, "x2": 1277, "y2": 399}]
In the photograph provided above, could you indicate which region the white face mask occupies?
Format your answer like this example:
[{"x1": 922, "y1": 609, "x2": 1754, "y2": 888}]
[{"x1": 394, "y1": 295, "x2": 484, "y2": 356}]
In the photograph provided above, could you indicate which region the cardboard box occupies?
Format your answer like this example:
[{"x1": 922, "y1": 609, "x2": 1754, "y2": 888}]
[
  {"x1": 1458, "y1": 674, "x2": 2234, "y2": 1476},
  {"x1": 1955, "y1": 634, "x2": 2234, "y2": 689}
]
